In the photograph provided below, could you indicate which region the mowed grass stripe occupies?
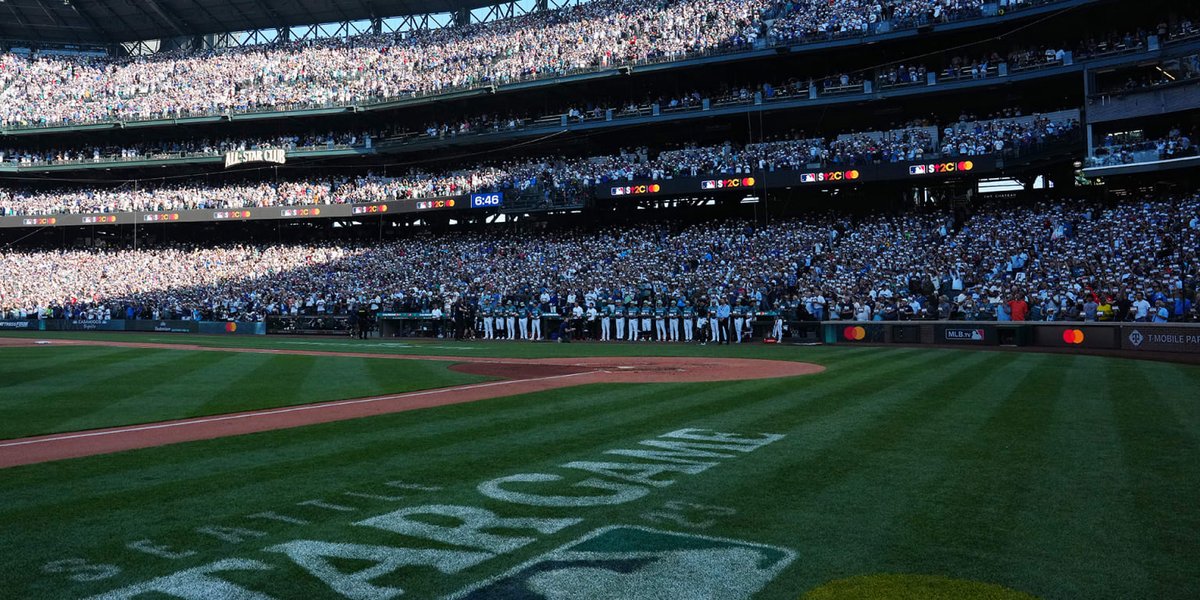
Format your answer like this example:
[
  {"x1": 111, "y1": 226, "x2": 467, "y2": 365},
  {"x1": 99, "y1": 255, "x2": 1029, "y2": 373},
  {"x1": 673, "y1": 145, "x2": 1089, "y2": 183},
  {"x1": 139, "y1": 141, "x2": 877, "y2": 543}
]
[
  {"x1": 53, "y1": 350, "x2": 242, "y2": 433},
  {"x1": 0, "y1": 348, "x2": 237, "y2": 438},
  {"x1": 195, "y1": 353, "x2": 317, "y2": 415},
  {"x1": 0, "y1": 347, "x2": 147, "y2": 390},
  {"x1": 880, "y1": 354, "x2": 1071, "y2": 593},
  {"x1": 0, "y1": 347, "x2": 487, "y2": 439},
  {"x1": 998, "y1": 355, "x2": 1150, "y2": 599},
  {"x1": 1109, "y1": 362, "x2": 1200, "y2": 597}
]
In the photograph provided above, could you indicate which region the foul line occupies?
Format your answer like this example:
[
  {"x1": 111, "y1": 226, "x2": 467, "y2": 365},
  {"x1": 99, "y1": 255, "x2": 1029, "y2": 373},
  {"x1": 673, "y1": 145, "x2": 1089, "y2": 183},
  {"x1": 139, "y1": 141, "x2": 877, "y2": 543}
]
[{"x1": 0, "y1": 371, "x2": 594, "y2": 449}]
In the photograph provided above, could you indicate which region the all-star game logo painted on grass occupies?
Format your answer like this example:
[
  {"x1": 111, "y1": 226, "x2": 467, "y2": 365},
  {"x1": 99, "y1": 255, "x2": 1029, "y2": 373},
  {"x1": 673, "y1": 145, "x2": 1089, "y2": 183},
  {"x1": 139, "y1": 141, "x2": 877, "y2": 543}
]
[{"x1": 449, "y1": 526, "x2": 796, "y2": 599}]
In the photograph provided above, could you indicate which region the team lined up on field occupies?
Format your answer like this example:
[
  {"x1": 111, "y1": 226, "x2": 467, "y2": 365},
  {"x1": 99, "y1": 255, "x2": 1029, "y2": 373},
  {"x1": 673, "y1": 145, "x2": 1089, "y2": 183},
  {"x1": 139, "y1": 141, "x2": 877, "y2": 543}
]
[{"x1": 476, "y1": 299, "x2": 784, "y2": 344}]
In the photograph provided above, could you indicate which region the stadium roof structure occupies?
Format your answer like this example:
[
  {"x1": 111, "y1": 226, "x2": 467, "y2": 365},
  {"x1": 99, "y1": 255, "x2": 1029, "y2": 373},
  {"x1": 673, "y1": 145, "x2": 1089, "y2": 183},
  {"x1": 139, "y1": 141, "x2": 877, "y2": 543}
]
[{"x1": 0, "y1": 0, "x2": 504, "y2": 46}]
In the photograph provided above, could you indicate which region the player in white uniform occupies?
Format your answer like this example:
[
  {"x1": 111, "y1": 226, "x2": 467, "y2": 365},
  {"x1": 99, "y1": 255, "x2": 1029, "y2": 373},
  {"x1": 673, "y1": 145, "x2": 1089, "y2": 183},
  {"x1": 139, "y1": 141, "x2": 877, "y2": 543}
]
[
  {"x1": 627, "y1": 303, "x2": 639, "y2": 341},
  {"x1": 530, "y1": 304, "x2": 542, "y2": 340},
  {"x1": 615, "y1": 303, "x2": 626, "y2": 341},
  {"x1": 600, "y1": 302, "x2": 613, "y2": 341},
  {"x1": 708, "y1": 300, "x2": 720, "y2": 344},
  {"x1": 482, "y1": 302, "x2": 494, "y2": 339},
  {"x1": 505, "y1": 302, "x2": 516, "y2": 340},
  {"x1": 518, "y1": 302, "x2": 530, "y2": 340}
]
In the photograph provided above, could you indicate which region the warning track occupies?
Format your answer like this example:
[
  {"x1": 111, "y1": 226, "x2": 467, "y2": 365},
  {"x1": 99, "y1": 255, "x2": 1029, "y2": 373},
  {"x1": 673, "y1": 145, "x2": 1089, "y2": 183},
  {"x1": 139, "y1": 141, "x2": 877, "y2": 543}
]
[{"x1": 0, "y1": 338, "x2": 823, "y2": 468}]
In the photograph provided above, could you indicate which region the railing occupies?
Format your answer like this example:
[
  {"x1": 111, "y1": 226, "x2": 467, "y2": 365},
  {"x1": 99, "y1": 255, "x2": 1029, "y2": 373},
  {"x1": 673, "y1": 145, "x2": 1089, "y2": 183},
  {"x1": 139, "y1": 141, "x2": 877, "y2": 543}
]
[{"x1": 1, "y1": 143, "x2": 364, "y2": 168}]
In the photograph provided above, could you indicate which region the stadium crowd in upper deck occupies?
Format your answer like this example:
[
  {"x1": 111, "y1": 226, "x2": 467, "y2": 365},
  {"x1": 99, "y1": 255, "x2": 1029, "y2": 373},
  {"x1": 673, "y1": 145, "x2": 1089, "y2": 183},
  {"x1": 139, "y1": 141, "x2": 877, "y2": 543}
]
[
  {"x1": 0, "y1": 0, "x2": 996, "y2": 129},
  {"x1": 0, "y1": 110, "x2": 1078, "y2": 216},
  {"x1": 1, "y1": 194, "x2": 1196, "y2": 325}
]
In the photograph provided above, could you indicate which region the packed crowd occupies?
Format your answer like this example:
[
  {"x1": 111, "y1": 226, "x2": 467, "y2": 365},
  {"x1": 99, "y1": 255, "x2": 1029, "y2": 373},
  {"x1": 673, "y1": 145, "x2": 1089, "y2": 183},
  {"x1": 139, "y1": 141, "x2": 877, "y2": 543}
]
[
  {"x1": 2, "y1": 194, "x2": 1197, "y2": 328},
  {"x1": 0, "y1": 112, "x2": 1078, "y2": 216},
  {"x1": 0, "y1": 131, "x2": 374, "y2": 166},
  {"x1": 0, "y1": 0, "x2": 1012, "y2": 129},
  {"x1": 1089, "y1": 124, "x2": 1197, "y2": 166}
]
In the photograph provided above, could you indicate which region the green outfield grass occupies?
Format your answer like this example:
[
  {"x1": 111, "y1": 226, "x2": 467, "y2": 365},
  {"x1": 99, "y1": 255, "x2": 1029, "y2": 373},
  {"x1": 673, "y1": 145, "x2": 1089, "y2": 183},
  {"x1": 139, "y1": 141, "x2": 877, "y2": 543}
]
[
  {"x1": 0, "y1": 345, "x2": 485, "y2": 439},
  {"x1": 0, "y1": 337, "x2": 1197, "y2": 599}
]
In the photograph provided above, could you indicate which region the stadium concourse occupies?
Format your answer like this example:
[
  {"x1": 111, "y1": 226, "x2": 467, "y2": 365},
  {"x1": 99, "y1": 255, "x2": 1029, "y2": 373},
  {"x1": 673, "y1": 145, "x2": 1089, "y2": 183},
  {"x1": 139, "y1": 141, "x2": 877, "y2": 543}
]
[{"x1": 2, "y1": 194, "x2": 1197, "y2": 330}]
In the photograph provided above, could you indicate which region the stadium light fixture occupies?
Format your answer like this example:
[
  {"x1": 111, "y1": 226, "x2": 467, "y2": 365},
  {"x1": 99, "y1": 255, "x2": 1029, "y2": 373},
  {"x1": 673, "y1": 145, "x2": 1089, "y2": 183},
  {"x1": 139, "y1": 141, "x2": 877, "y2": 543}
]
[{"x1": 740, "y1": 195, "x2": 760, "y2": 204}]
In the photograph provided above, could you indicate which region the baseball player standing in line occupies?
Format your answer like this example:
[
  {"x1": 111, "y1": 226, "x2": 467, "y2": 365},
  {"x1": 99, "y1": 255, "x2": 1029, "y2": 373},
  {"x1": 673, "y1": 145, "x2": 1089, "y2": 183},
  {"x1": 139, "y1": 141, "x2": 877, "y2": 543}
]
[
  {"x1": 772, "y1": 307, "x2": 784, "y2": 340},
  {"x1": 481, "y1": 301, "x2": 494, "y2": 339},
  {"x1": 615, "y1": 301, "x2": 626, "y2": 341},
  {"x1": 530, "y1": 302, "x2": 542, "y2": 340},
  {"x1": 668, "y1": 301, "x2": 681, "y2": 342},
  {"x1": 708, "y1": 299, "x2": 721, "y2": 344},
  {"x1": 729, "y1": 302, "x2": 739, "y2": 345},
  {"x1": 518, "y1": 302, "x2": 530, "y2": 340},
  {"x1": 683, "y1": 300, "x2": 695, "y2": 342},
  {"x1": 494, "y1": 302, "x2": 505, "y2": 340},
  {"x1": 654, "y1": 300, "x2": 668, "y2": 341},
  {"x1": 627, "y1": 302, "x2": 639, "y2": 341},
  {"x1": 601, "y1": 300, "x2": 613, "y2": 341},
  {"x1": 505, "y1": 301, "x2": 517, "y2": 340},
  {"x1": 640, "y1": 301, "x2": 653, "y2": 341}
]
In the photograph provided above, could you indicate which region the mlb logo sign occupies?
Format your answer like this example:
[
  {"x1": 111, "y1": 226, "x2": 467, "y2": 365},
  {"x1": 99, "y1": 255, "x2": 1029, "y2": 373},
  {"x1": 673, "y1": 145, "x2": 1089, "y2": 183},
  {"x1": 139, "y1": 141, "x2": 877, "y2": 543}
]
[
  {"x1": 448, "y1": 526, "x2": 795, "y2": 599},
  {"x1": 909, "y1": 165, "x2": 928, "y2": 175}
]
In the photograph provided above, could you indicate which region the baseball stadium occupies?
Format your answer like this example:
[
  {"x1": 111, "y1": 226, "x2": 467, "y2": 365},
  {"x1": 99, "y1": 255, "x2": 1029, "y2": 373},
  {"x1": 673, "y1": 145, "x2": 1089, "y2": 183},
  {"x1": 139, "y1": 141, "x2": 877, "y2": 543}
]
[{"x1": 1, "y1": 0, "x2": 1199, "y2": 598}]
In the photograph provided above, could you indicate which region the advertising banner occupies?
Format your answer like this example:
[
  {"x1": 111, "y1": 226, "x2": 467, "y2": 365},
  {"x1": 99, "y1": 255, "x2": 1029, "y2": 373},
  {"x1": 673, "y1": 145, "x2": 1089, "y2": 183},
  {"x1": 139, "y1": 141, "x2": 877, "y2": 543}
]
[
  {"x1": 0, "y1": 320, "x2": 41, "y2": 330},
  {"x1": 198, "y1": 321, "x2": 267, "y2": 335},
  {"x1": 224, "y1": 148, "x2": 287, "y2": 169},
  {"x1": 1032, "y1": 325, "x2": 1120, "y2": 349},
  {"x1": 59, "y1": 319, "x2": 127, "y2": 332},
  {"x1": 935, "y1": 324, "x2": 997, "y2": 345},
  {"x1": 1121, "y1": 326, "x2": 1200, "y2": 354},
  {"x1": 127, "y1": 320, "x2": 201, "y2": 334}
]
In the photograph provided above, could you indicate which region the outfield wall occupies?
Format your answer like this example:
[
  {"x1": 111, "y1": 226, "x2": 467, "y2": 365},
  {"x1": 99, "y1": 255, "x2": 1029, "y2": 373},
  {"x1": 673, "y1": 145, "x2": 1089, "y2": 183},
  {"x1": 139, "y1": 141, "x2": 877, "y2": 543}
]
[
  {"x1": 0, "y1": 319, "x2": 266, "y2": 335},
  {"x1": 823, "y1": 321, "x2": 1200, "y2": 355}
]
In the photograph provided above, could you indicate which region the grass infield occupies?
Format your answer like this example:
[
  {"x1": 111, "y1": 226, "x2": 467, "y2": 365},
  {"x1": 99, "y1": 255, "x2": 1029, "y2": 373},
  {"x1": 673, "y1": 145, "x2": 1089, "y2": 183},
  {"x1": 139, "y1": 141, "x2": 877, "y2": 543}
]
[{"x1": 0, "y1": 333, "x2": 1197, "y2": 599}]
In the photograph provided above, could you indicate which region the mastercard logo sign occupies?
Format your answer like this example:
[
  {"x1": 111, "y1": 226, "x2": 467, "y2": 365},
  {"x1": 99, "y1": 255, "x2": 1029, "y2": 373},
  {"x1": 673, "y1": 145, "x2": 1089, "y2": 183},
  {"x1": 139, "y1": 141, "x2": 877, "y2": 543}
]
[
  {"x1": 843, "y1": 326, "x2": 867, "y2": 341},
  {"x1": 1061, "y1": 329, "x2": 1085, "y2": 344}
]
